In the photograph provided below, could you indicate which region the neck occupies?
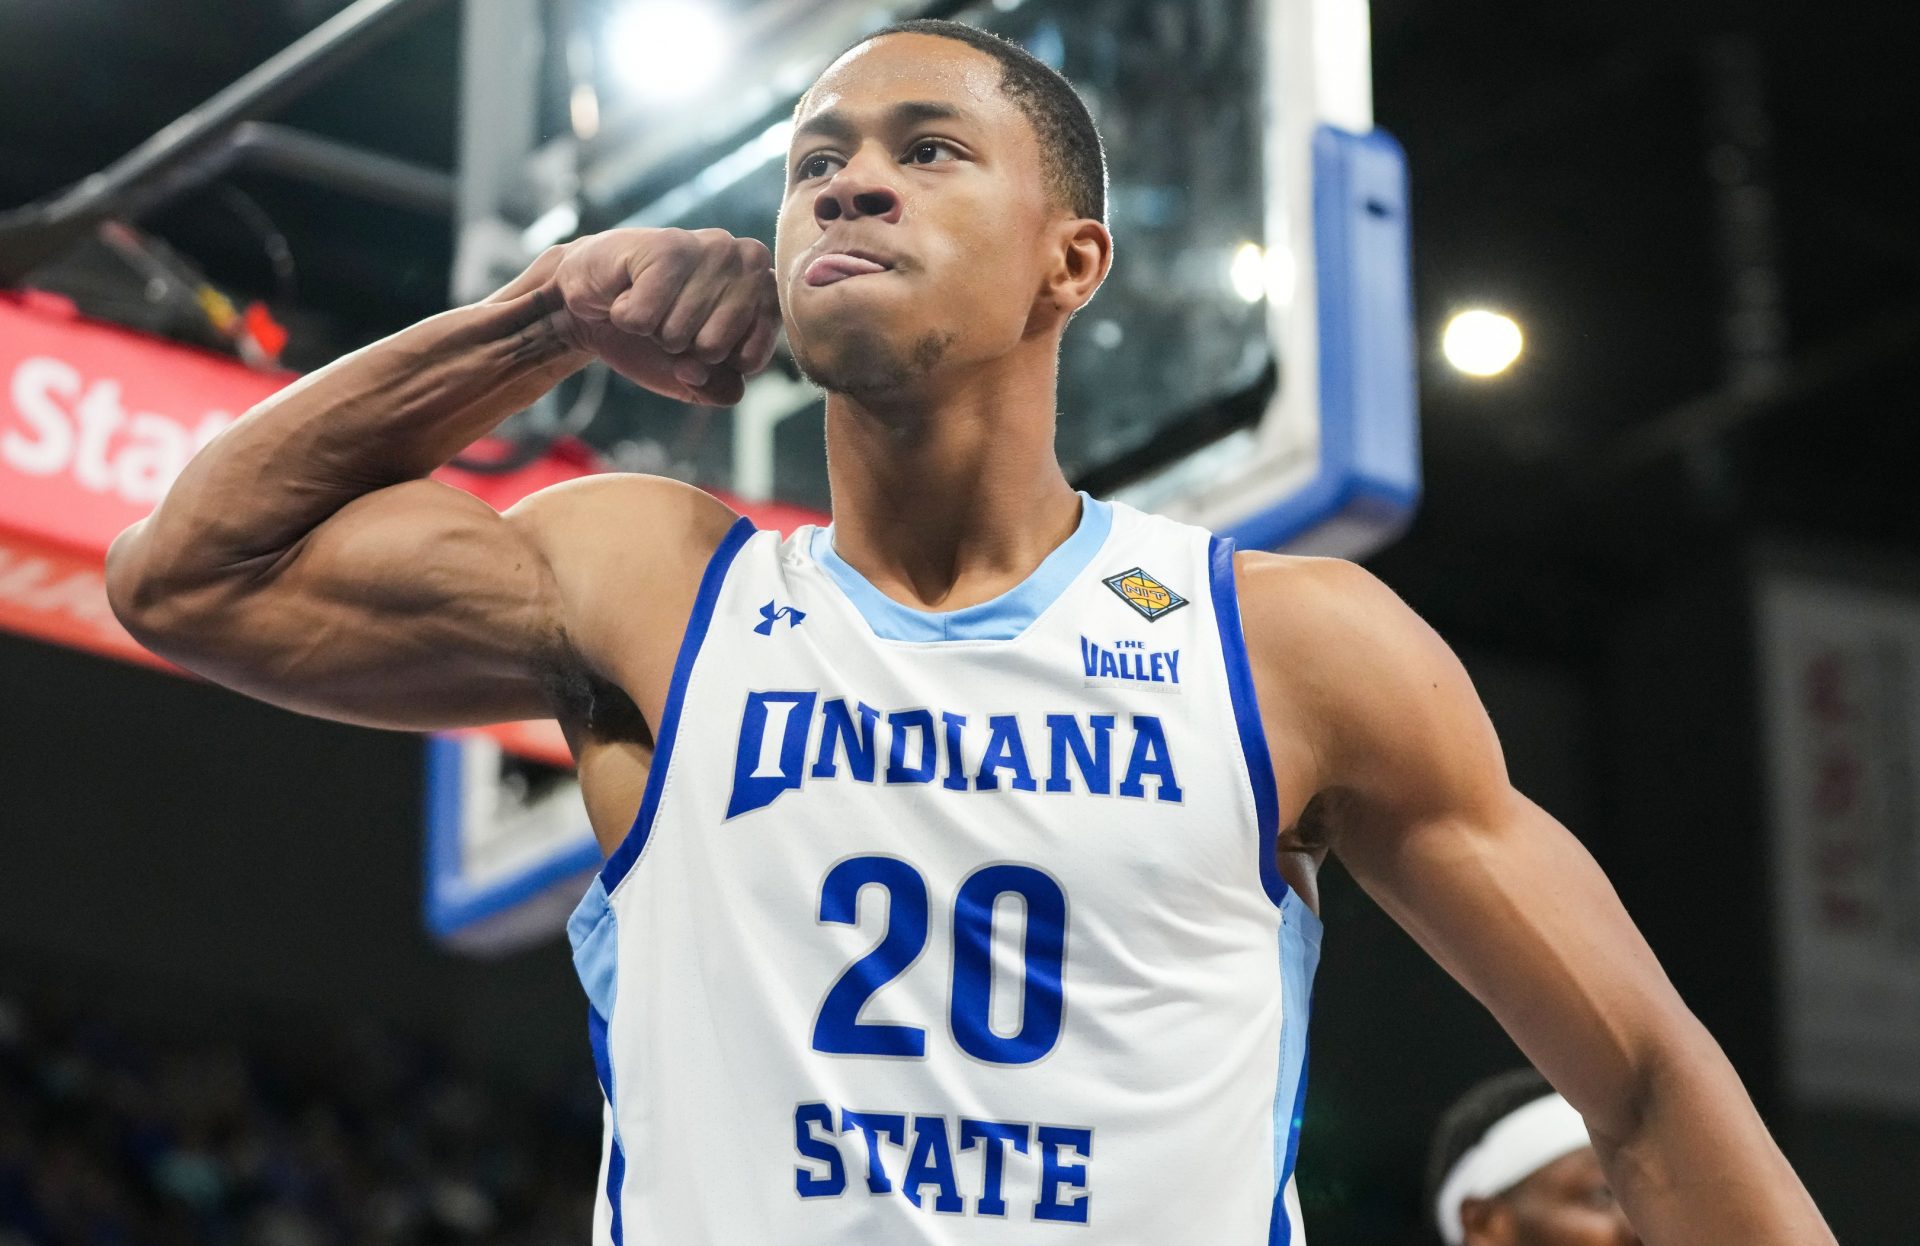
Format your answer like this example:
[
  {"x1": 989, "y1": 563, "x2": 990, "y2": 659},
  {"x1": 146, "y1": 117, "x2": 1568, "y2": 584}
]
[{"x1": 823, "y1": 352, "x2": 1081, "y2": 611}]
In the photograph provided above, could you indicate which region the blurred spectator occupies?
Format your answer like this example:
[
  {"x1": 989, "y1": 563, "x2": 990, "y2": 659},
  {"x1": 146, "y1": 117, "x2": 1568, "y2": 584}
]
[
  {"x1": 0, "y1": 993, "x2": 597, "y2": 1245},
  {"x1": 1424, "y1": 1068, "x2": 1639, "y2": 1246}
]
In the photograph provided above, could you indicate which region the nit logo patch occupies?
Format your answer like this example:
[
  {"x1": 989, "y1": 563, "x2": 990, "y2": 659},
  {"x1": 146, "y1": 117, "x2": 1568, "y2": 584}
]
[{"x1": 1102, "y1": 567, "x2": 1188, "y2": 622}]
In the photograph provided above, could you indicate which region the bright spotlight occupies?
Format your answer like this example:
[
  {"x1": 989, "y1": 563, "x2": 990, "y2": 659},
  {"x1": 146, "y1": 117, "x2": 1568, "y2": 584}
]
[
  {"x1": 1230, "y1": 242, "x2": 1267, "y2": 304},
  {"x1": 607, "y1": 2, "x2": 731, "y2": 104},
  {"x1": 1442, "y1": 309, "x2": 1523, "y2": 377}
]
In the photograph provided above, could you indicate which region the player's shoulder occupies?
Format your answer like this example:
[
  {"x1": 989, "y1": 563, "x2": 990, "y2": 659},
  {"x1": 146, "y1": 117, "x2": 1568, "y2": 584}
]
[
  {"x1": 506, "y1": 472, "x2": 741, "y2": 569},
  {"x1": 1230, "y1": 548, "x2": 1439, "y2": 678},
  {"x1": 506, "y1": 471, "x2": 739, "y2": 538},
  {"x1": 503, "y1": 473, "x2": 744, "y2": 668},
  {"x1": 1231, "y1": 547, "x2": 1401, "y2": 623}
]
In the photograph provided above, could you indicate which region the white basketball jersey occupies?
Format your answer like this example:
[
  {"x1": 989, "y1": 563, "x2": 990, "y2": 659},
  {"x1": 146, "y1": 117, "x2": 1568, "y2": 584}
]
[{"x1": 567, "y1": 495, "x2": 1322, "y2": 1244}]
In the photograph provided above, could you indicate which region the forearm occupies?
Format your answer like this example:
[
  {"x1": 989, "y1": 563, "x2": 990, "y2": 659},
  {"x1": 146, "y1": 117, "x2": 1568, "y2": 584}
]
[
  {"x1": 117, "y1": 247, "x2": 589, "y2": 585},
  {"x1": 1597, "y1": 1031, "x2": 1833, "y2": 1245}
]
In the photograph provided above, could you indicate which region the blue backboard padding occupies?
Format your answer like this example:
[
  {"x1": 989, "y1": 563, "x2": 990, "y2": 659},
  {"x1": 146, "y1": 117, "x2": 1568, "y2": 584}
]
[
  {"x1": 422, "y1": 734, "x2": 603, "y2": 939},
  {"x1": 1221, "y1": 125, "x2": 1420, "y2": 553}
]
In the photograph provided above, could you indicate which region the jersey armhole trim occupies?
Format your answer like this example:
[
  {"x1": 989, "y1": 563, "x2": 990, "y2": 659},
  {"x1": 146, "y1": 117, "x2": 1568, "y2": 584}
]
[
  {"x1": 1208, "y1": 534, "x2": 1292, "y2": 909},
  {"x1": 599, "y1": 514, "x2": 757, "y2": 893}
]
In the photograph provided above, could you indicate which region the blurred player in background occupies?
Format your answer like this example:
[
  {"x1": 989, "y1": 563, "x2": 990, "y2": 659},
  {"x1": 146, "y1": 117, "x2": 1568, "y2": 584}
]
[
  {"x1": 1427, "y1": 1069, "x2": 1640, "y2": 1246},
  {"x1": 104, "y1": 18, "x2": 1831, "y2": 1245}
]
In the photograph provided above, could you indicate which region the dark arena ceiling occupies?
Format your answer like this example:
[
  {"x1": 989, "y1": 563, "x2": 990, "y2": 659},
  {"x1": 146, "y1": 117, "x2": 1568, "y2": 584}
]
[{"x1": 1, "y1": 0, "x2": 1915, "y2": 649}]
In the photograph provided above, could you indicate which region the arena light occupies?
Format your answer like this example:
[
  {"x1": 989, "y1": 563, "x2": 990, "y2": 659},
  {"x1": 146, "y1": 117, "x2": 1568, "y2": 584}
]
[
  {"x1": 1442, "y1": 308, "x2": 1523, "y2": 377},
  {"x1": 1230, "y1": 242, "x2": 1267, "y2": 304},
  {"x1": 571, "y1": 82, "x2": 601, "y2": 140},
  {"x1": 606, "y1": 1, "x2": 731, "y2": 103}
]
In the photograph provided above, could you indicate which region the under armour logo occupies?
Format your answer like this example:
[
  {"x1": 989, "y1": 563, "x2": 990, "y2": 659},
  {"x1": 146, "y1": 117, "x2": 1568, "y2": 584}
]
[{"x1": 754, "y1": 600, "x2": 806, "y2": 635}]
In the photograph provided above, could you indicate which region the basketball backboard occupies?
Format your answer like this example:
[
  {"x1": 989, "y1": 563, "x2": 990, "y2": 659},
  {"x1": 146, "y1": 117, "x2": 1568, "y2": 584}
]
[{"x1": 428, "y1": 0, "x2": 1415, "y2": 951}]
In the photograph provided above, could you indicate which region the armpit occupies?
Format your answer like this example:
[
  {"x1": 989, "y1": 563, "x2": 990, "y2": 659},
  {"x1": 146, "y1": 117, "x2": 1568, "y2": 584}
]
[
  {"x1": 537, "y1": 637, "x2": 653, "y2": 751},
  {"x1": 1284, "y1": 789, "x2": 1351, "y2": 853}
]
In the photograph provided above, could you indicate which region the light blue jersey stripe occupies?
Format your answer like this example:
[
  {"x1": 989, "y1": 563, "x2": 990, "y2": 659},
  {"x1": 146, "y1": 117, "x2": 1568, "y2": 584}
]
[
  {"x1": 811, "y1": 493, "x2": 1113, "y2": 642},
  {"x1": 1269, "y1": 888, "x2": 1322, "y2": 1244},
  {"x1": 571, "y1": 878, "x2": 625, "y2": 1243}
]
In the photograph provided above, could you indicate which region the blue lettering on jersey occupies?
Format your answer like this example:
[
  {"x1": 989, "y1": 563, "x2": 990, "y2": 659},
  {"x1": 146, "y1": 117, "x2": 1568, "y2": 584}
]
[
  {"x1": 976, "y1": 715, "x2": 1038, "y2": 792},
  {"x1": 902, "y1": 1115, "x2": 965, "y2": 1213},
  {"x1": 727, "y1": 696, "x2": 1184, "y2": 817},
  {"x1": 1045, "y1": 713, "x2": 1113, "y2": 793},
  {"x1": 960, "y1": 1119, "x2": 1030, "y2": 1217},
  {"x1": 1080, "y1": 635, "x2": 1181, "y2": 686},
  {"x1": 810, "y1": 698, "x2": 879, "y2": 780},
  {"x1": 793, "y1": 1103, "x2": 846, "y2": 1197},
  {"x1": 941, "y1": 712, "x2": 971, "y2": 792},
  {"x1": 725, "y1": 691, "x2": 817, "y2": 818},
  {"x1": 841, "y1": 1111, "x2": 908, "y2": 1193},
  {"x1": 1119, "y1": 714, "x2": 1184, "y2": 802},
  {"x1": 885, "y1": 709, "x2": 938, "y2": 783},
  {"x1": 795, "y1": 1103, "x2": 1088, "y2": 1222},
  {"x1": 1034, "y1": 1125, "x2": 1093, "y2": 1223}
]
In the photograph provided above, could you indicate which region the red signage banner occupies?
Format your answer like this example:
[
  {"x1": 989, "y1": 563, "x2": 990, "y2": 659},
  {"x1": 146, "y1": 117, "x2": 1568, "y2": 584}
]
[
  {"x1": 1, "y1": 292, "x2": 293, "y2": 554},
  {"x1": 0, "y1": 292, "x2": 821, "y2": 770}
]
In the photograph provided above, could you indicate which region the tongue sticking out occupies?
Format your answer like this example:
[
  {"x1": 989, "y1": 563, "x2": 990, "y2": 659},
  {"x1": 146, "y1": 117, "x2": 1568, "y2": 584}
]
[{"x1": 804, "y1": 254, "x2": 890, "y2": 287}]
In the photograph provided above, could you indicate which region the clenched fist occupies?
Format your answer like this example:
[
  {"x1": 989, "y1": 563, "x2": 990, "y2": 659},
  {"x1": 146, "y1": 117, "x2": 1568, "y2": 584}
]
[{"x1": 542, "y1": 227, "x2": 781, "y2": 407}]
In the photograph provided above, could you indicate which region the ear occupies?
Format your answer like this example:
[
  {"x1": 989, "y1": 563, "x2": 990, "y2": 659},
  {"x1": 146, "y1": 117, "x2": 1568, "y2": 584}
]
[
  {"x1": 1031, "y1": 217, "x2": 1113, "y2": 331},
  {"x1": 1459, "y1": 1195, "x2": 1515, "y2": 1246}
]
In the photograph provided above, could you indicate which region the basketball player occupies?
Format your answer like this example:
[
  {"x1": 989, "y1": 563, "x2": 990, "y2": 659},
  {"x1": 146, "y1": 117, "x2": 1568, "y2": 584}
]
[
  {"x1": 104, "y1": 19, "x2": 1831, "y2": 1245},
  {"x1": 1427, "y1": 1069, "x2": 1639, "y2": 1246}
]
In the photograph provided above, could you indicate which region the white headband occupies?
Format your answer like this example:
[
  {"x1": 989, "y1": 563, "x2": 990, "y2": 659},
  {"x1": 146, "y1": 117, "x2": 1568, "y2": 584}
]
[{"x1": 1433, "y1": 1092, "x2": 1591, "y2": 1245}]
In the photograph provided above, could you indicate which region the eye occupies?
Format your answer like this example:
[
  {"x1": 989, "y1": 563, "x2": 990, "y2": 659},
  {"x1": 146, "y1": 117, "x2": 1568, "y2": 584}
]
[
  {"x1": 907, "y1": 139, "x2": 956, "y2": 165},
  {"x1": 1578, "y1": 1184, "x2": 1616, "y2": 1210},
  {"x1": 796, "y1": 153, "x2": 840, "y2": 180}
]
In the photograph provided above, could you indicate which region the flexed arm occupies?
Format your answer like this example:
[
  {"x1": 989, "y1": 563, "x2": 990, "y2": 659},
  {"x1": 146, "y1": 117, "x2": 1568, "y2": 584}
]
[
  {"x1": 1236, "y1": 552, "x2": 1834, "y2": 1246},
  {"x1": 105, "y1": 229, "x2": 777, "y2": 729}
]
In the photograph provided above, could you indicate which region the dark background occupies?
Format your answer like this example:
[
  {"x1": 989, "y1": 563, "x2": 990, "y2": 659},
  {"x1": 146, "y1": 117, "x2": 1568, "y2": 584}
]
[{"x1": 3, "y1": 0, "x2": 1918, "y2": 1241}]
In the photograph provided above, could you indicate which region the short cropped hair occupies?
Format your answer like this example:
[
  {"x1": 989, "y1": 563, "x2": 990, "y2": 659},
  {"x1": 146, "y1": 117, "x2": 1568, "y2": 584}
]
[
  {"x1": 804, "y1": 18, "x2": 1108, "y2": 224},
  {"x1": 1423, "y1": 1067, "x2": 1557, "y2": 1224}
]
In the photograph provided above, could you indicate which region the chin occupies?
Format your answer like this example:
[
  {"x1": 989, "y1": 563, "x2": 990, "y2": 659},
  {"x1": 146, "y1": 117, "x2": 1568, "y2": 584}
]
[{"x1": 791, "y1": 323, "x2": 956, "y2": 398}]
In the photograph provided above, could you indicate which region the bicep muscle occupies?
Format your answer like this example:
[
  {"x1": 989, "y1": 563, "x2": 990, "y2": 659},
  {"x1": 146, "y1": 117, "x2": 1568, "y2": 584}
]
[
  {"x1": 143, "y1": 479, "x2": 566, "y2": 729},
  {"x1": 1241, "y1": 553, "x2": 1699, "y2": 1138}
]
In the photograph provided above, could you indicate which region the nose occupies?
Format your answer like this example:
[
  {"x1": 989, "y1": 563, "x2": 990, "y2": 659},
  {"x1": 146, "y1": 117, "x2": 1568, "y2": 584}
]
[{"x1": 813, "y1": 148, "x2": 904, "y2": 227}]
